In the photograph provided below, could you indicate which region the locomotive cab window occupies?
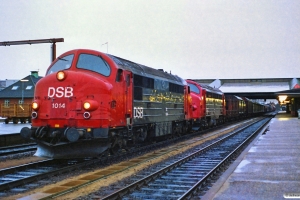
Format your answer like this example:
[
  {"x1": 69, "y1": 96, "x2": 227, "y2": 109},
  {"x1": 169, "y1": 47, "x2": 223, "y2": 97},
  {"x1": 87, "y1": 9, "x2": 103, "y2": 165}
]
[
  {"x1": 188, "y1": 83, "x2": 200, "y2": 94},
  {"x1": 77, "y1": 54, "x2": 111, "y2": 76},
  {"x1": 47, "y1": 54, "x2": 74, "y2": 75}
]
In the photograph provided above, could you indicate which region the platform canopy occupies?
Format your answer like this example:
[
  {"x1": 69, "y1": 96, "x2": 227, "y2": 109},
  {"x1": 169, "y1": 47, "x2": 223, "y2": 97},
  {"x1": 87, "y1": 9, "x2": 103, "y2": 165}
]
[{"x1": 193, "y1": 78, "x2": 300, "y2": 100}]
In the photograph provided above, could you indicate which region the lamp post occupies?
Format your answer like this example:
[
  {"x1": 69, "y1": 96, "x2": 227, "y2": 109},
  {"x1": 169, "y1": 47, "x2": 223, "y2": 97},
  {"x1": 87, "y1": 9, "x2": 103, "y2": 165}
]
[{"x1": 20, "y1": 79, "x2": 29, "y2": 103}]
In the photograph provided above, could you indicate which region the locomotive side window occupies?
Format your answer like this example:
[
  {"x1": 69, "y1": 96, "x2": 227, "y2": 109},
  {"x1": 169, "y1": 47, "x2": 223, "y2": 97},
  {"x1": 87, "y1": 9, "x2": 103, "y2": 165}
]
[
  {"x1": 47, "y1": 54, "x2": 74, "y2": 75},
  {"x1": 134, "y1": 74, "x2": 154, "y2": 89},
  {"x1": 133, "y1": 74, "x2": 154, "y2": 100},
  {"x1": 77, "y1": 54, "x2": 111, "y2": 76},
  {"x1": 169, "y1": 82, "x2": 184, "y2": 93},
  {"x1": 134, "y1": 87, "x2": 143, "y2": 100}
]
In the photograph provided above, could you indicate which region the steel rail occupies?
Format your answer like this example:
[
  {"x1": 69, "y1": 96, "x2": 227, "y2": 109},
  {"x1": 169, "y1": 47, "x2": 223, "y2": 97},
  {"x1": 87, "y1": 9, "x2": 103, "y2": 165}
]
[
  {"x1": 0, "y1": 144, "x2": 37, "y2": 157},
  {"x1": 31, "y1": 119, "x2": 261, "y2": 200},
  {"x1": 2, "y1": 117, "x2": 272, "y2": 198},
  {"x1": 178, "y1": 117, "x2": 271, "y2": 199},
  {"x1": 0, "y1": 124, "x2": 202, "y2": 194},
  {"x1": 100, "y1": 117, "x2": 270, "y2": 199},
  {"x1": 0, "y1": 158, "x2": 95, "y2": 191}
]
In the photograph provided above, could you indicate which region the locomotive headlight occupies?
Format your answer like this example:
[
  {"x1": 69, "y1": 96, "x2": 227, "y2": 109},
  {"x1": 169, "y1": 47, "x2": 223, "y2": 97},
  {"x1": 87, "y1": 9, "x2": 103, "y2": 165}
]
[
  {"x1": 57, "y1": 71, "x2": 67, "y2": 81},
  {"x1": 83, "y1": 100, "x2": 99, "y2": 111},
  {"x1": 83, "y1": 102, "x2": 91, "y2": 110},
  {"x1": 32, "y1": 101, "x2": 39, "y2": 110}
]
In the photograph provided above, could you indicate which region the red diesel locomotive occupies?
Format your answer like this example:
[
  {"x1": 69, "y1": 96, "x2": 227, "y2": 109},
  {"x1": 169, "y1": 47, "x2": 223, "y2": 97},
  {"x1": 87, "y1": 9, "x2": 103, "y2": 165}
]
[
  {"x1": 21, "y1": 49, "x2": 193, "y2": 158},
  {"x1": 186, "y1": 80, "x2": 267, "y2": 130},
  {"x1": 186, "y1": 79, "x2": 225, "y2": 130}
]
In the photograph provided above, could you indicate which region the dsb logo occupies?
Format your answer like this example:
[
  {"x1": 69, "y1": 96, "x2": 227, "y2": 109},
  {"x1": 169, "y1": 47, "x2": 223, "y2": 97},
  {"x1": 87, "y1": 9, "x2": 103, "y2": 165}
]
[
  {"x1": 134, "y1": 107, "x2": 143, "y2": 119},
  {"x1": 48, "y1": 87, "x2": 73, "y2": 98}
]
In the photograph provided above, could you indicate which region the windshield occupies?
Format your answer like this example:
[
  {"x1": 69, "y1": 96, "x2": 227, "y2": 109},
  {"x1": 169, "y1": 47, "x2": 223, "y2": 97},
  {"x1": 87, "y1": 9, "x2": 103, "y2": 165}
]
[
  {"x1": 47, "y1": 54, "x2": 74, "y2": 75},
  {"x1": 188, "y1": 83, "x2": 200, "y2": 94},
  {"x1": 77, "y1": 54, "x2": 111, "y2": 76}
]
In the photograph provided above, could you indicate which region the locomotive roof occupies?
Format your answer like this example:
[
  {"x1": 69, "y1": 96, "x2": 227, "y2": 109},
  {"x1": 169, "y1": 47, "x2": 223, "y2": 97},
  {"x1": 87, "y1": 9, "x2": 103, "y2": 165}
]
[
  {"x1": 186, "y1": 79, "x2": 223, "y2": 94},
  {"x1": 186, "y1": 79, "x2": 223, "y2": 95},
  {"x1": 107, "y1": 54, "x2": 186, "y2": 85},
  {"x1": 198, "y1": 83, "x2": 223, "y2": 95}
]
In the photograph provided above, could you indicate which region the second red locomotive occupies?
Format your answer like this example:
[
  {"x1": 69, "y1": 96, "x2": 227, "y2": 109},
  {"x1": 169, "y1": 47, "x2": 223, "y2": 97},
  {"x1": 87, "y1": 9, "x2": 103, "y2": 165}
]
[{"x1": 186, "y1": 79, "x2": 226, "y2": 130}]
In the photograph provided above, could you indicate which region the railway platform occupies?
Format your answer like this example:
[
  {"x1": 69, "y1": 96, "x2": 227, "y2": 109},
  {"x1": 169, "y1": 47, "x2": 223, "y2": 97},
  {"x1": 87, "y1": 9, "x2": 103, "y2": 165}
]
[
  {"x1": 0, "y1": 121, "x2": 30, "y2": 135},
  {"x1": 203, "y1": 111, "x2": 300, "y2": 200}
]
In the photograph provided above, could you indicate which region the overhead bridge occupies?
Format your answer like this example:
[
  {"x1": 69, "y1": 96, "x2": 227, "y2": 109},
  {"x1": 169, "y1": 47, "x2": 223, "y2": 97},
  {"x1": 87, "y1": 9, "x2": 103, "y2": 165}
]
[
  {"x1": 193, "y1": 78, "x2": 300, "y2": 100},
  {"x1": 193, "y1": 78, "x2": 300, "y2": 117}
]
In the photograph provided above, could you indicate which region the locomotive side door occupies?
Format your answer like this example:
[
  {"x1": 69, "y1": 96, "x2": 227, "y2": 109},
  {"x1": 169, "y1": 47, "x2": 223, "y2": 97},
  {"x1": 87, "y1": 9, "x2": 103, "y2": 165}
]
[{"x1": 123, "y1": 71, "x2": 133, "y2": 126}]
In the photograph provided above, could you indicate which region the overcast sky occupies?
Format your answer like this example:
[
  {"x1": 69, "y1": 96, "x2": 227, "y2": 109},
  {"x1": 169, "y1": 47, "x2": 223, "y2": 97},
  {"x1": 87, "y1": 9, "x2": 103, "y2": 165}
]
[{"x1": 1, "y1": 0, "x2": 299, "y2": 80}]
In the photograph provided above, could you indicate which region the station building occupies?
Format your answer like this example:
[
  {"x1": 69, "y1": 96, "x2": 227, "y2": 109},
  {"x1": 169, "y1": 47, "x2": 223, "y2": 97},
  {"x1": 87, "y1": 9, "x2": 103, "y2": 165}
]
[{"x1": 0, "y1": 71, "x2": 42, "y2": 123}]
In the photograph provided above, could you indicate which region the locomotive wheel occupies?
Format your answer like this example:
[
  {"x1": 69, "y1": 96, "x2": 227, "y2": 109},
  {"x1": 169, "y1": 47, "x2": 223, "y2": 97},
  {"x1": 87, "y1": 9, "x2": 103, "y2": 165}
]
[
  {"x1": 98, "y1": 149, "x2": 109, "y2": 158},
  {"x1": 109, "y1": 137, "x2": 122, "y2": 155},
  {"x1": 174, "y1": 129, "x2": 181, "y2": 137},
  {"x1": 109, "y1": 145, "x2": 120, "y2": 155}
]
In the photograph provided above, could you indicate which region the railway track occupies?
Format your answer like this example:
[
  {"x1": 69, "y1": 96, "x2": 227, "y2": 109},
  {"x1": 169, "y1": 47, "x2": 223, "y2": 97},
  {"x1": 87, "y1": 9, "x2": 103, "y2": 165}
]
[
  {"x1": 1, "y1": 117, "x2": 271, "y2": 199},
  {"x1": 0, "y1": 143, "x2": 37, "y2": 157},
  {"x1": 11, "y1": 117, "x2": 270, "y2": 200},
  {"x1": 0, "y1": 126, "x2": 191, "y2": 196},
  {"x1": 99, "y1": 117, "x2": 271, "y2": 199},
  {"x1": 0, "y1": 158, "x2": 97, "y2": 192}
]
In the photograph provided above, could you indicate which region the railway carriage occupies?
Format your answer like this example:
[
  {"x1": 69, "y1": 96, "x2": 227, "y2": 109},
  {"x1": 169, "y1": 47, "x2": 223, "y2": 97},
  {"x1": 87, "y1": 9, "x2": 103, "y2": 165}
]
[
  {"x1": 242, "y1": 97, "x2": 253, "y2": 116},
  {"x1": 264, "y1": 102, "x2": 276, "y2": 112},
  {"x1": 0, "y1": 103, "x2": 32, "y2": 124},
  {"x1": 243, "y1": 97, "x2": 265, "y2": 116},
  {"x1": 253, "y1": 102, "x2": 265, "y2": 114},
  {"x1": 225, "y1": 95, "x2": 246, "y2": 120}
]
